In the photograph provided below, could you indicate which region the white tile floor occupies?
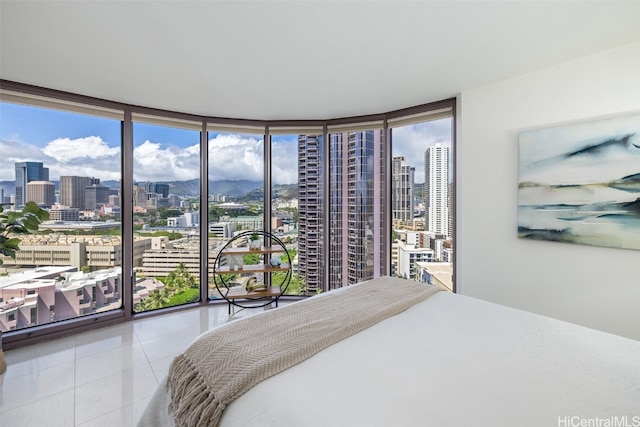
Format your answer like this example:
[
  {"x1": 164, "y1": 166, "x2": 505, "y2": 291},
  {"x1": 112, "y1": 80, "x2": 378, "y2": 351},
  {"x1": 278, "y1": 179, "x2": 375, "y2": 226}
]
[{"x1": 0, "y1": 303, "x2": 268, "y2": 427}]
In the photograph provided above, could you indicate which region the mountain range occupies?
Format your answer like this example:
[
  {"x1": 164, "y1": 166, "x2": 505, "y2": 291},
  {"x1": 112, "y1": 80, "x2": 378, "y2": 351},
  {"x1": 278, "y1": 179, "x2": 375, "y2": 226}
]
[{"x1": 0, "y1": 179, "x2": 298, "y2": 201}]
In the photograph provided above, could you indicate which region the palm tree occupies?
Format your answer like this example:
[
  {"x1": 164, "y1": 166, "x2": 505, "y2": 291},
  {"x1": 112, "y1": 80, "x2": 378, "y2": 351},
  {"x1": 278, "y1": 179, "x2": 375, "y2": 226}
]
[
  {"x1": 165, "y1": 262, "x2": 197, "y2": 292},
  {"x1": 141, "y1": 289, "x2": 171, "y2": 310}
]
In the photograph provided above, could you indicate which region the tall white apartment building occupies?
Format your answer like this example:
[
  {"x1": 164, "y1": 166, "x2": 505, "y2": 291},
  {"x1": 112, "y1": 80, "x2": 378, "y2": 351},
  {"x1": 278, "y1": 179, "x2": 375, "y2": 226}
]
[{"x1": 424, "y1": 143, "x2": 450, "y2": 238}]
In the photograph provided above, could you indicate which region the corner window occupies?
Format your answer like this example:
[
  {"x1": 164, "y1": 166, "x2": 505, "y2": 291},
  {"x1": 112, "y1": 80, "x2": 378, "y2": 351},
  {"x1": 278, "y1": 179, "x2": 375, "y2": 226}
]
[
  {"x1": 0, "y1": 100, "x2": 123, "y2": 331},
  {"x1": 390, "y1": 110, "x2": 454, "y2": 291}
]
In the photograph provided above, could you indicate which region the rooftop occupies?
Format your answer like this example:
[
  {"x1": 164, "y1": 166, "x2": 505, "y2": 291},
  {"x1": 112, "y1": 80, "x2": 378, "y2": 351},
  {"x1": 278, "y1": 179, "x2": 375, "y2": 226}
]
[{"x1": 0, "y1": 266, "x2": 77, "y2": 289}]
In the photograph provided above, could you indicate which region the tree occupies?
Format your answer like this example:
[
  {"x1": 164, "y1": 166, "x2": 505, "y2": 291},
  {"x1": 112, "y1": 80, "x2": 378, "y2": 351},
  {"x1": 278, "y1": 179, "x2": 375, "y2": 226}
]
[
  {"x1": 243, "y1": 253, "x2": 260, "y2": 265},
  {"x1": 167, "y1": 288, "x2": 200, "y2": 306},
  {"x1": 164, "y1": 262, "x2": 198, "y2": 292},
  {"x1": 271, "y1": 271, "x2": 306, "y2": 295},
  {"x1": 140, "y1": 289, "x2": 171, "y2": 310},
  {"x1": 0, "y1": 202, "x2": 49, "y2": 265},
  {"x1": 282, "y1": 248, "x2": 297, "y2": 263},
  {"x1": 214, "y1": 273, "x2": 239, "y2": 287}
]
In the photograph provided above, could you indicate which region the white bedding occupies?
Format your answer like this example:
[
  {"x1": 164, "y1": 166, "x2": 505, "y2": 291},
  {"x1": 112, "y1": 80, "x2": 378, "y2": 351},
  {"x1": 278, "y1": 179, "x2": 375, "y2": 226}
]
[{"x1": 139, "y1": 281, "x2": 640, "y2": 427}]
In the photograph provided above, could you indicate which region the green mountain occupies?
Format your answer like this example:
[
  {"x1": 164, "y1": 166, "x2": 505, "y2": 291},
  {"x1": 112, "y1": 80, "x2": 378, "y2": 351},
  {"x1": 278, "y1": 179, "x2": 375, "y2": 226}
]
[
  {"x1": 241, "y1": 184, "x2": 298, "y2": 202},
  {"x1": 0, "y1": 179, "x2": 297, "y2": 200}
]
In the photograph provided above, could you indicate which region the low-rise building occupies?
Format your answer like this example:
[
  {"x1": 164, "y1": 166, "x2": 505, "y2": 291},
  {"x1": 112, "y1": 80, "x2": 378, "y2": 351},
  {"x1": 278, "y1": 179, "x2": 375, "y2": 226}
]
[
  {"x1": 0, "y1": 266, "x2": 122, "y2": 331},
  {"x1": 0, "y1": 234, "x2": 152, "y2": 269},
  {"x1": 414, "y1": 261, "x2": 453, "y2": 292},
  {"x1": 396, "y1": 240, "x2": 434, "y2": 280}
]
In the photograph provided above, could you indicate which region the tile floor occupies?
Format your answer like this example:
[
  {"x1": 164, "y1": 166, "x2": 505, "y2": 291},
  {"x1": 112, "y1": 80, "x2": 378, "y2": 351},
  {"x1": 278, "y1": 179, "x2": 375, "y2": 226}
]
[{"x1": 0, "y1": 303, "x2": 270, "y2": 426}]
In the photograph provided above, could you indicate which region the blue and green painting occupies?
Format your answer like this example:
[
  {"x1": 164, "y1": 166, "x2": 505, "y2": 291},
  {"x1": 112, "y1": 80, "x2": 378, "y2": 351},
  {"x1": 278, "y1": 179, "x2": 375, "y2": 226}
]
[{"x1": 518, "y1": 113, "x2": 640, "y2": 251}]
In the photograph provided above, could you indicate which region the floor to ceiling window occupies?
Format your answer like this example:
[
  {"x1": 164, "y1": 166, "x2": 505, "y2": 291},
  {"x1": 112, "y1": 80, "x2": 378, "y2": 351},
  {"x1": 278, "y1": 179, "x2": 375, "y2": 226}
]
[
  {"x1": 270, "y1": 127, "x2": 324, "y2": 295},
  {"x1": 326, "y1": 124, "x2": 385, "y2": 289},
  {"x1": 0, "y1": 99, "x2": 123, "y2": 331},
  {"x1": 131, "y1": 117, "x2": 201, "y2": 312},
  {"x1": 0, "y1": 82, "x2": 455, "y2": 348},
  {"x1": 389, "y1": 107, "x2": 454, "y2": 291},
  {"x1": 207, "y1": 126, "x2": 265, "y2": 300}
]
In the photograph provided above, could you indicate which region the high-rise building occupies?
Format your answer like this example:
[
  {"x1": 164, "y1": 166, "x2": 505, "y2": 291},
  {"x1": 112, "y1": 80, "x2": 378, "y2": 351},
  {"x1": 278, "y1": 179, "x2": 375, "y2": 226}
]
[
  {"x1": 15, "y1": 162, "x2": 49, "y2": 207},
  {"x1": 26, "y1": 181, "x2": 55, "y2": 207},
  {"x1": 133, "y1": 184, "x2": 147, "y2": 207},
  {"x1": 60, "y1": 176, "x2": 100, "y2": 209},
  {"x1": 392, "y1": 156, "x2": 415, "y2": 225},
  {"x1": 342, "y1": 130, "x2": 382, "y2": 286},
  {"x1": 154, "y1": 183, "x2": 170, "y2": 198},
  {"x1": 85, "y1": 184, "x2": 110, "y2": 211},
  {"x1": 298, "y1": 130, "x2": 383, "y2": 292},
  {"x1": 142, "y1": 181, "x2": 169, "y2": 198},
  {"x1": 297, "y1": 134, "x2": 323, "y2": 294},
  {"x1": 424, "y1": 143, "x2": 450, "y2": 238},
  {"x1": 448, "y1": 181, "x2": 454, "y2": 242}
]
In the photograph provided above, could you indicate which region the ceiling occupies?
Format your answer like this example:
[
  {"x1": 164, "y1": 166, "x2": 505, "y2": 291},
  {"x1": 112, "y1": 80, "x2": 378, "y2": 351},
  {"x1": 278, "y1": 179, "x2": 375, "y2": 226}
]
[{"x1": 1, "y1": 1, "x2": 639, "y2": 121}]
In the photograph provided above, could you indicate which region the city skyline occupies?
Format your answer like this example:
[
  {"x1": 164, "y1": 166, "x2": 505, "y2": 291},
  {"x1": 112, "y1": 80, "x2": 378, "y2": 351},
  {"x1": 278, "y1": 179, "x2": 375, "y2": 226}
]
[{"x1": 0, "y1": 101, "x2": 452, "y2": 185}]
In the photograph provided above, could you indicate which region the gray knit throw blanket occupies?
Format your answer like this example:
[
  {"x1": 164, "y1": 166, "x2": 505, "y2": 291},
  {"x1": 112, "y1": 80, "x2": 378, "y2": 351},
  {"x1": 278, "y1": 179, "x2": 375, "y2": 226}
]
[{"x1": 166, "y1": 276, "x2": 441, "y2": 427}]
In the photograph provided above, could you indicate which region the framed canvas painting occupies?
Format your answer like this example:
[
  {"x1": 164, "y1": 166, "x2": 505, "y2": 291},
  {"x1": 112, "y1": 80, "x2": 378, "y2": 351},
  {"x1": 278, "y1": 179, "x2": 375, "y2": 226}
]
[{"x1": 518, "y1": 112, "x2": 640, "y2": 250}]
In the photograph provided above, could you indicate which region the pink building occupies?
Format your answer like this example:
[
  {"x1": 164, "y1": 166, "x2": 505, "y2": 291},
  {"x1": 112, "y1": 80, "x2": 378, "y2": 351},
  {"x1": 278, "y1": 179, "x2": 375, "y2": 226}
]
[{"x1": 0, "y1": 267, "x2": 121, "y2": 331}]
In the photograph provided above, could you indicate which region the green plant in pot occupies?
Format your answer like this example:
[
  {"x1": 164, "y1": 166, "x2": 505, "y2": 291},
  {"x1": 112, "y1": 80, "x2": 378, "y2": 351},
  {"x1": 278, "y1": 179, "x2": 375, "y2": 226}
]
[
  {"x1": 0, "y1": 201, "x2": 49, "y2": 374},
  {"x1": 249, "y1": 232, "x2": 261, "y2": 250}
]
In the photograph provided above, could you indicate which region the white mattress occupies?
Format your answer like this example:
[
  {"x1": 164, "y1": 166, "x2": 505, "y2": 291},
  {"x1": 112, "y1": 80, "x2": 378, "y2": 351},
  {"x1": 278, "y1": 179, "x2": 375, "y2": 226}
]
[{"x1": 139, "y1": 286, "x2": 640, "y2": 427}]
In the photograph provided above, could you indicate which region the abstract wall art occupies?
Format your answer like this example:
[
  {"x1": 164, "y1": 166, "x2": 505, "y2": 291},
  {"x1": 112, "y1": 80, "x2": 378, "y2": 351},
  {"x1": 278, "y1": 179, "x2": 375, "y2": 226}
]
[{"x1": 518, "y1": 112, "x2": 640, "y2": 250}]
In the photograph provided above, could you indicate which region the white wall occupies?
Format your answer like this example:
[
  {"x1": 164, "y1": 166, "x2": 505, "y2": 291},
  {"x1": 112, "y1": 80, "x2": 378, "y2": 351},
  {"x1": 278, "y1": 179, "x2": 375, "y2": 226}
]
[{"x1": 457, "y1": 42, "x2": 640, "y2": 340}]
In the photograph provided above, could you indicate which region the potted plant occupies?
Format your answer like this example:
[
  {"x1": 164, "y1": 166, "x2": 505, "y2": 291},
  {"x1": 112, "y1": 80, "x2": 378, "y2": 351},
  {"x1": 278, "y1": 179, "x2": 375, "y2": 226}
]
[{"x1": 249, "y1": 232, "x2": 261, "y2": 250}]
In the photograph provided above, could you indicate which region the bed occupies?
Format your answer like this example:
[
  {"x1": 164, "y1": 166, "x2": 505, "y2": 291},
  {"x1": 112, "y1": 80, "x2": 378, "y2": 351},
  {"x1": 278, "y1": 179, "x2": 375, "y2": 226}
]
[{"x1": 138, "y1": 276, "x2": 640, "y2": 427}]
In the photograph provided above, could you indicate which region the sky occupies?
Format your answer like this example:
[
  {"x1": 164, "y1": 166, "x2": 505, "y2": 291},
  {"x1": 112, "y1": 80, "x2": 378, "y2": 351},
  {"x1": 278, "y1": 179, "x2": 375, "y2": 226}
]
[{"x1": 0, "y1": 102, "x2": 452, "y2": 186}]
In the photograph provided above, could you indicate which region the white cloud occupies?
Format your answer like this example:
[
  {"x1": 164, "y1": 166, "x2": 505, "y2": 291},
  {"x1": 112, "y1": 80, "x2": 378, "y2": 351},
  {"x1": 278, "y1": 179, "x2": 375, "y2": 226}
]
[
  {"x1": 0, "y1": 138, "x2": 49, "y2": 180},
  {"x1": 43, "y1": 136, "x2": 119, "y2": 161},
  {"x1": 270, "y1": 139, "x2": 298, "y2": 185},
  {"x1": 134, "y1": 140, "x2": 200, "y2": 182},
  {"x1": 208, "y1": 134, "x2": 265, "y2": 182},
  {"x1": 1, "y1": 122, "x2": 455, "y2": 187},
  {"x1": 42, "y1": 136, "x2": 121, "y2": 180},
  {"x1": 1, "y1": 136, "x2": 121, "y2": 182}
]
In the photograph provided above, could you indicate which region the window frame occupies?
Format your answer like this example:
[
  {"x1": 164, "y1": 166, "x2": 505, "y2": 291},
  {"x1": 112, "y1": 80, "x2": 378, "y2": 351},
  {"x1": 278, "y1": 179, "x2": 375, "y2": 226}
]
[{"x1": 0, "y1": 79, "x2": 455, "y2": 350}]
